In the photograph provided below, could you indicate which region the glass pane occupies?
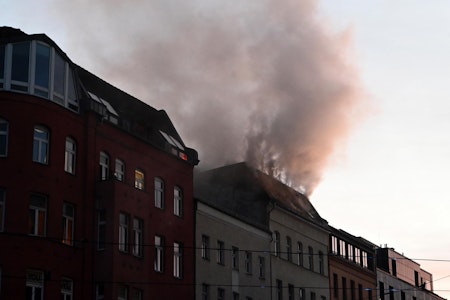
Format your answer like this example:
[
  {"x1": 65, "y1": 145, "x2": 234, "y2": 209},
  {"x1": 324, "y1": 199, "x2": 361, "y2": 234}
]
[
  {"x1": 0, "y1": 45, "x2": 5, "y2": 80},
  {"x1": 35, "y1": 44, "x2": 50, "y2": 89},
  {"x1": 11, "y1": 42, "x2": 30, "y2": 82},
  {"x1": 54, "y1": 53, "x2": 65, "y2": 98},
  {"x1": 67, "y1": 68, "x2": 77, "y2": 101}
]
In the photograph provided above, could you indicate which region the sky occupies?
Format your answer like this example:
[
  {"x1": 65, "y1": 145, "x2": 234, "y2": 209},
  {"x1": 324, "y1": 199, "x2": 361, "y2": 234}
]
[{"x1": 1, "y1": 0, "x2": 449, "y2": 298}]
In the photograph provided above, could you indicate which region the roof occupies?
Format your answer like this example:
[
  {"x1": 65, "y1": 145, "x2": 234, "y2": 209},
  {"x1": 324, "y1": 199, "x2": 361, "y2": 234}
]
[{"x1": 194, "y1": 162, "x2": 328, "y2": 230}]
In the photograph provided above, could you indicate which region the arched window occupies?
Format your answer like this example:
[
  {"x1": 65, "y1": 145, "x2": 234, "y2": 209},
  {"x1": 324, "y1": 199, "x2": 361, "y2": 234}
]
[
  {"x1": 64, "y1": 137, "x2": 76, "y2": 174},
  {"x1": 33, "y1": 125, "x2": 49, "y2": 164}
]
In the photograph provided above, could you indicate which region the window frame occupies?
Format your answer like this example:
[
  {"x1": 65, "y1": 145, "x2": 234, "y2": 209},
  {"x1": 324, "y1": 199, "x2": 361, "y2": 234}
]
[
  {"x1": 97, "y1": 209, "x2": 106, "y2": 250},
  {"x1": 154, "y1": 235, "x2": 164, "y2": 272},
  {"x1": 232, "y1": 246, "x2": 239, "y2": 270},
  {"x1": 26, "y1": 269, "x2": 44, "y2": 300},
  {"x1": 274, "y1": 231, "x2": 280, "y2": 257},
  {"x1": 118, "y1": 212, "x2": 129, "y2": 253},
  {"x1": 174, "y1": 186, "x2": 182, "y2": 217},
  {"x1": 64, "y1": 137, "x2": 76, "y2": 174},
  {"x1": 201, "y1": 235, "x2": 210, "y2": 260},
  {"x1": 29, "y1": 194, "x2": 47, "y2": 236},
  {"x1": 134, "y1": 169, "x2": 145, "y2": 190},
  {"x1": 33, "y1": 125, "x2": 50, "y2": 164},
  {"x1": 0, "y1": 117, "x2": 8, "y2": 157},
  {"x1": 132, "y1": 218, "x2": 143, "y2": 257},
  {"x1": 61, "y1": 277, "x2": 73, "y2": 300},
  {"x1": 245, "y1": 251, "x2": 252, "y2": 274},
  {"x1": 99, "y1": 151, "x2": 109, "y2": 180},
  {"x1": 173, "y1": 242, "x2": 183, "y2": 278},
  {"x1": 62, "y1": 203, "x2": 75, "y2": 246},
  {"x1": 154, "y1": 177, "x2": 164, "y2": 209},
  {"x1": 115, "y1": 159, "x2": 125, "y2": 182},
  {"x1": 217, "y1": 240, "x2": 225, "y2": 265}
]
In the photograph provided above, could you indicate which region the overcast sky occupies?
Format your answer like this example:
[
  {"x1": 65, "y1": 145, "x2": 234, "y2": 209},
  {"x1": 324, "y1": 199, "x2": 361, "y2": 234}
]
[{"x1": 2, "y1": 0, "x2": 449, "y2": 298}]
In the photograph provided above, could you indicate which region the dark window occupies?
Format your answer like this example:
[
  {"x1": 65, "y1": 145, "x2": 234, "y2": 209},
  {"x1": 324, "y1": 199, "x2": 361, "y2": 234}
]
[
  {"x1": 379, "y1": 282, "x2": 385, "y2": 300},
  {"x1": 53, "y1": 52, "x2": 65, "y2": 103},
  {"x1": 0, "y1": 118, "x2": 8, "y2": 157},
  {"x1": 274, "y1": 231, "x2": 280, "y2": 256},
  {"x1": 342, "y1": 277, "x2": 347, "y2": 300},
  {"x1": 350, "y1": 280, "x2": 355, "y2": 300},
  {"x1": 389, "y1": 286, "x2": 394, "y2": 300},
  {"x1": 392, "y1": 259, "x2": 397, "y2": 276},
  {"x1": 286, "y1": 236, "x2": 292, "y2": 261},
  {"x1": 33, "y1": 126, "x2": 49, "y2": 164},
  {"x1": 11, "y1": 42, "x2": 30, "y2": 91},
  {"x1": 201, "y1": 235, "x2": 210, "y2": 260},
  {"x1": 358, "y1": 284, "x2": 363, "y2": 300},
  {"x1": 0, "y1": 45, "x2": 5, "y2": 88},
  {"x1": 97, "y1": 209, "x2": 106, "y2": 250},
  {"x1": 34, "y1": 43, "x2": 50, "y2": 97},
  {"x1": 288, "y1": 284, "x2": 294, "y2": 300},
  {"x1": 276, "y1": 279, "x2": 283, "y2": 300},
  {"x1": 333, "y1": 273, "x2": 339, "y2": 298}
]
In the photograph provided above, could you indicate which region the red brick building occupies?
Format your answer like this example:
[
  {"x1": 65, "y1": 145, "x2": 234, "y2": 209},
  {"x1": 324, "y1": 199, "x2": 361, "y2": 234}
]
[{"x1": 0, "y1": 27, "x2": 198, "y2": 299}]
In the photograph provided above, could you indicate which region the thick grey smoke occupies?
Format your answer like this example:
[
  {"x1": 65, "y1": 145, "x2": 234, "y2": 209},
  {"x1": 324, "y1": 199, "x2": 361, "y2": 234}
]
[{"x1": 55, "y1": 0, "x2": 368, "y2": 195}]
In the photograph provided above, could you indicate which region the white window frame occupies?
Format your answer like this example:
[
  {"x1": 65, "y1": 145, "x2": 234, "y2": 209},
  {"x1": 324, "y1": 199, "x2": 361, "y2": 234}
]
[
  {"x1": 174, "y1": 186, "x2": 182, "y2": 217},
  {"x1": 154, "y1": 235, "x2": 164, "y2": 272},
  {"x1": 33, "y1": 125, "x2": 49, "y2": 164},
  {"x1": 29, "y1": 194, "x2": 47, "y2": 236},
  {"x1": 26, "y1": 270, "x2": 44, "y2": 300},
  {"x1": 62, "y1": 203, "x2": 74, "y2": 246},
  {"x1": 0, "y1": 118, "x2": 8, "y2": 157},
  {"x1": 134, "y1": 169, "x2": 144, "y2": 190},
  {"x1": 154, "y1": 177, "x2": 164, "y2": 209},
  {"x1": 119, "y1": 213, "x2": 129, "y2": 252},
  {"x1": 115, "y1": 159, "x2": 125, "y2": 182},
  {"x1": 99, "y1": 152, "x2": 109, "y2": 180},
  {"x1": 132, "y1": 218, "x2": 143, "y2": 257},
  {"x1": 64, "y1": 137, "x2": 76, "y2": 174},
  {"x1": 173, "y1": 242, "x2": 182, "y2": 278},
  {"x1": 61, "y1": 277, "x2": 73, "y2": 300}
]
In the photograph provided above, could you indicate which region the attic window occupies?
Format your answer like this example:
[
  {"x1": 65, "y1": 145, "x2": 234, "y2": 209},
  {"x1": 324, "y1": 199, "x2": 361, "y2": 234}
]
[
  {"x1": 88, "y1": 91, "x2": 119, "y2": 124},
  {"x1": 159, "y1": 130, "x2": 184, "y2": 150}
]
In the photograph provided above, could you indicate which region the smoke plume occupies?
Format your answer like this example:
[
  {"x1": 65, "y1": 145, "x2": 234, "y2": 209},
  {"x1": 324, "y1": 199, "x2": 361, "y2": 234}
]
[{"x1": 54, "y1": 0, "x2": 368, "y2": 195}]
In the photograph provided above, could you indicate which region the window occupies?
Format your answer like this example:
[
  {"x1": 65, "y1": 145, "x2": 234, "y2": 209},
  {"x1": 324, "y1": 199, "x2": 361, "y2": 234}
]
[
  {"x1": 217, "y1": 240, "x2": 225, "y2": 265},
  {"x1": 348, "y1": 244, "x2": 354, "y2": 261},
  {"x1": 359, "y1": 284, "x2": 363, "y2": 300},
  {"x1": 62, "y1": 203, "x2": 74, "y2": 246},
  {"x1": 0, "y1": 189, "x2": 4, "y2": 232},
  {"x1": 134, "y1": 169, "x2": 145, "y2": 190},
  {"x1": 308, "y1": 246, "x2": 314, "y2": 271},
  {"x1": 245, "y1": 251, "x2": 252, "y2": 274},
  {"x1": 29, "y1": 194, "x2": 47, "y2": 236},
  {"x1": 119, "y1": 213, "x2": 129, "y2": 252},
  {"x1": 61, "y1": 278, "x2": 73, "y2": 300},
  {"x1": 333, "y1": 273, "x2": 339, "y2": 298},
  {"x1": 297, "y1": 242, "x2": 303, "y2": 266},
  {"x1": 392, "y1": 259, "x2": 397, "y2": 276},
  {"x1": 354, "y1": 248, "x2": 361, "y2": 265},
  {"x1": 97, "y1": 210, "x2": 106, "y2": 250},
  {"x1": 218, "y1": 288, "x2": 225, "y2": 300},
  {"x1": 361, "y1": 251, "x2": 368, "y2": 268},
  {"x1": 33, "y1": 126, "x2": 49, "y2": 164},
  {"x1": 132, "y1": 218, "x2": 143, "y2": 257},
  {"x1": 11, "y1": 42, "x2": 30, "y2": 92},
  {"x1": 389, "y1": 286, "x2": 394, "y2": 300},
  {"x1": 342, "y1": 277, "x2": 347, "y2": 300},
  {"x1": 0, "y1": 118, "x2": 8, "y2": 157},
  {"x1": 96, "y1": 283, "x2": 105, "y2": 300},
  {"x1": 288, "y1": 284, "x2": 295, "y2": 300},
  {"x1": 233, "y1": 292, "x2": 240, "y2": 300},
  {"x1": 339, "y1": 240, "x2": 347, "y2": 258},
  {"x1": 0, "y1": 45, "x2": 5, "y2": 88},
  {"x1": 154, "y1": 177, "x2": 164, "y2": 208},
  {"x1": 351, "y1": 280, "x2": 355, "y2": 300},
  {"x1": 202, "y1": 283, "x2": 209, "y2": 300},
  {"x1": 174, "y1": 186, "x2": 182, "y2": 216},
  {"x1": 53, "y1": 52, "x2": 65, "y2": 103},
  {"x1": 154, "y1": 235, "x2": 164, "y2": 272},
  {"x1": 173, "y1": 242, "x2": 183, "y2": 278},
  {"x1": 99, "y1": 152, "x2": 109, "y2": 180},
  {"x1": 201, "y1": 235, "x2": 210, "y2": 260},
  {"x1": 299, "y1": 288, "x2": 305, "y2": 300},
  {"x1": 26, "y1": 270, "x2": 44, "y2": 300},
  {"x1": 258, "y1": 256, "x2": 265, "y2": 279},
  {"x1": 115, "y1": 159, "x2": 125, "y2": 181},
  {"x1": 331, "y1": 236, "x2": 339, "y2": 254},
  {"x1": 286, "y1": 236, "x2": 292, "y2": 262},
  {"x1": 319, "y1": 251, "x2": 324, "y2": 274},
  {"x1": 118, "y1": 285, "x2": 128, "y2": 300},
  {"x1": 232, "y1": 246, "x2": 239, "y2": 270},
  {"x1": 132, "y1": 289, "x2": 143, "y2": 300},
  {"x1": 276, "y1": 279, "x2": 283, "y2": 300},
  {"x1": 64, "y1": 138, "x2": 76, "y2": 174},
  {"x1": 34, "y1": 43, "x2": 50, "y2": 97},
  {"x1": 311, "y1": 292, "x2": 317, "y2": 300},
  {"x1": 274, "y1": 231, "x2": 280, "y2": 256}
]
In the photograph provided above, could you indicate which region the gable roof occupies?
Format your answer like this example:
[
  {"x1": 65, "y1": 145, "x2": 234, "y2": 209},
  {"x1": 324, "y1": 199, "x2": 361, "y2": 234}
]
[{"x1": 194, "y1": 162, "x2": 328, "y2": 230}]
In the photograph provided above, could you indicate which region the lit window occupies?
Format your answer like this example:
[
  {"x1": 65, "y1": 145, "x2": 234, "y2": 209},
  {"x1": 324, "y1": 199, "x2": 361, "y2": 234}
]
[
  {"x1": 61, "y1": 278, "x2": 73, "y2": 300},
  {"x1": 119, "y1": 213, "x2": 129, "y2": 252},
  {"x1": 26, "y1": 270, "x2": 44, "y2": 300},
  {"x1": 0, "y1": 118, "x2": 8, "y2": 157},
  {"x1": 217, "y1": 240, "x2": 225, "y2": 265},
  {"x1": 245, "y1": 251, "x2": 252, "y2": 274},
  {"x1": 201, "y1": 235, "x2": 210, "y2": 260},
  {"x1": 232, "y1": 246, "x2": 239, "y2": 270},
  {"x1": 174, "y1": 186, "x2": 182, "y2": 216},
  {"x1": 64, "y1": 137, "x2": 76, "y2": 174},
  {"x1": 97, "y1": 210, "x2": 106, "y2": 250},
  {"x1": 132, "y1": 218, "x2": 143, "y2": 257},
  {"x1": 34, "y1": 43, "x2": 50, "y2": 98},
  {"x1": 134, "y1": 169, "x2": 145, "y2": 190},
  {"x1": 115, "y1": 159, "x2": 125, "y2": 181},
  {"x1": 62, "y1": 203, "x2": 74, "y2": 246},
  {"x1": 0, "y1": 189, "x2": 5, "y2": 232},
  {"x1": 154, "y1": 177, "x2": 164, "y2": 209},
  {"x1": 331, "y1": 236, "x2": 339, "y2": 254},
  {"x1": 154, "y1": 235, "x2": 164, "y2": 272},
  {"x1": 11, "y1": 42, "x2": 30, "y2": 92},
  {"x1": 99, "y1": 152, "x2": 109, "y2": 180},
  {"x1": 173, "y1": 242, "x2": 183, "y2": 278},
  {"x1": 118, "y1": 285, "x2": 128, "y2": 300},
  {"x1": 33, "y1": 126, "x2": 49, "y2": 164},
  {"x1": 355, "y1": 248, "x2": 361, "y2": 265},
  {"x1": 29, "y1": 194, "x2": 47, "y2": 236}
]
